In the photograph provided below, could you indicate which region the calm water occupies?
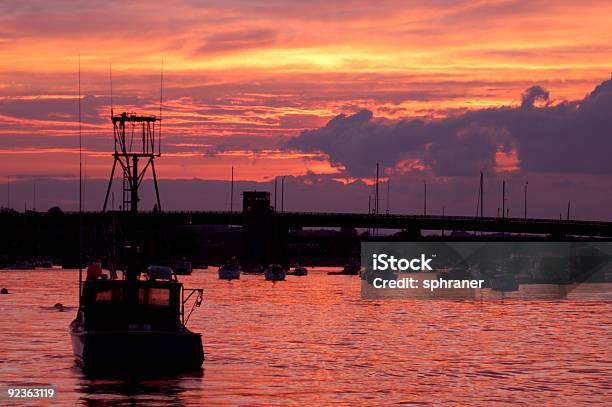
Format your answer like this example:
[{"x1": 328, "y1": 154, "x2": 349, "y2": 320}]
[{"x1": 0, "y1": 269, "x2": 611, "y2": 406}]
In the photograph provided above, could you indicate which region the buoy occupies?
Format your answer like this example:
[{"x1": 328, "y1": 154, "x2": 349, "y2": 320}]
[{"x1": 0, "y1": 288, "x2": 8, "y2": 294}]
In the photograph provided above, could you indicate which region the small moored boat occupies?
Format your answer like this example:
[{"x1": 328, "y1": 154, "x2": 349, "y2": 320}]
[
  {"x1": 328, "y1": 260, "x2": 360, "y2": 275},
  {"x1": 490, "y1": 273, "x2": 519, "y2": 292},
  {"x1": 35, "y1": 258, "x2": 54, "y2": 269},
  {"x1": 243, "y1": 263, "x2": 264, "y2": 274},
  {"x1": 174, "y1": 259, "x2": 193, "y2": 275},
  {"x1": 6, "y1": 260, "x2": 35, "y2": 270},
  {"x1": 69, "y1": 251, "x2": 204, "y2": 372},
  {"x1": 291, "y1": 266, "x2": 308, "y2": 276},
  {"x1": 218, "y1": 264, "x2": 241, "y2": 280},
  {"x1": 264, "y1": 264, "x2": 286, "y2": 281}
]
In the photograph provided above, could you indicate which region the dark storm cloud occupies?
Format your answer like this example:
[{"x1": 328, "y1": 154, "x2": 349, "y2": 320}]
[
  {"x1": 521, "y1": 85, "x2": 549, "y2": 108},
  {"x1": 286, "y1": 78, "x2": 612, "y2": 177}
]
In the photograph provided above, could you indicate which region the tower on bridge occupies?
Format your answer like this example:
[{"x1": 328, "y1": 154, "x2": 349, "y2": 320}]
[
  {"x1": 242, "y1": 191, "x2": 277, "y2": 266},
  {"x1": 102, "y1": 112, "x2": 162, "y2": 214}
]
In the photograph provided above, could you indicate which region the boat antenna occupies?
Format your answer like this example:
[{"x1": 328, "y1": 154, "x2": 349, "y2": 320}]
[
  {"x1": 78, "y1": 55, "x2": 83, "y2": 301},
  {"x1": 109, "y1": 62, "x2": 114, "y2": 118},
  {"x1": 159, "y1": 58, "x2": 163, "y2": 156}
]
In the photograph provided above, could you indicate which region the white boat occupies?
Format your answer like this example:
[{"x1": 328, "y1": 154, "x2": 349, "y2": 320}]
[
  {"x1": 264, "y1": 264, "x2": 286, "y2": 281},
  {"x1": 292, "y1": 266, "x2": 308, "y2": 276},
  {"x1": 218, "y1": 264, "x2": 241, "y2": 280}
]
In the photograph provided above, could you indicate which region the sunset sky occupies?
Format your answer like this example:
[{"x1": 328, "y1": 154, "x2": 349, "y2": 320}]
[{"x1": 1, "y1": 1, "x2": 612, "y2": 218}]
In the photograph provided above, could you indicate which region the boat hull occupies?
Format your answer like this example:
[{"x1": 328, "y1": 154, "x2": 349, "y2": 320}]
[
  {"x1": 70, "y1": 328, "x2": 204, "y2": 371},
  {"x1": 490, "y1": 274, "x2": 520, "y2": 292},
  {"x1": 174, "y1": 261, "x2": 193, "y2": 275},
  {"x1": 174, "y1": 267, "x2": 192, "y2": 275},
  {"x1": 264, "y1": 270, "x2": 286, "y2": 281},
  {"x1": 218, "y1": 269, "x2": 241, "y2": 279},
  {"x1": 292, "y1": 267, "x2": 308, "y2": 276}
]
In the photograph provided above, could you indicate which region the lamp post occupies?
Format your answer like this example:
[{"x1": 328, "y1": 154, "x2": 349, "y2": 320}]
[
  {"x1": 423, "y1": 180, "x2": 427, "y2": 216},
  {"x1": 281, "y1": 176, "x2": 285, "y2": 212},
  {"x1": 442, "y1": 206, "x2": 445, "y2": 237},
  {"x1": 501, "y1": 180, "x2": 506, "y2": 219},
  {"x1": 6, "y1": 175, "x2": 10, "y2": 209}
]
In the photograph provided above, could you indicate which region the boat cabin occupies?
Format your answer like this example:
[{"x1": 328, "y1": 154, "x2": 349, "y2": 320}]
[{"x1": 79, "y1": 279, "x2": 185, "y2": 332}]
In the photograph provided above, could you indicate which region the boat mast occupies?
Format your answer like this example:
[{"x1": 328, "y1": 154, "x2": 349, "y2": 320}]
[
  {"x1": 375, "y1": 163, "x2": 379, "y2": 236},
  {"x1": 159, "y1": 59, "x2": 163, "y2": 156},
  {"x1": 78, "y1": 55, "x2": 83, "y2": 301},
  {"x1": 229, "y1": 166, "x2": 234, "y2": 227},
  {"x1": 386, "y1": 179, "x2": 390, "y2": 215}
]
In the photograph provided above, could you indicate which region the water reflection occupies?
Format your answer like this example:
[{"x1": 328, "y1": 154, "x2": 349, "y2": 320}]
[
  {"x1": 77, "y1": 370, "x2": 204, "y2": 406},
  {"x1": 0, "y1": 268, "x2": 610, "y2": 405}
]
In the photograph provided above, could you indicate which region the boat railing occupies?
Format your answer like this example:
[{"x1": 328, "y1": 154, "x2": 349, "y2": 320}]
[{"x1": 181, "y1": 288, "x2": 203, "y2": 326}]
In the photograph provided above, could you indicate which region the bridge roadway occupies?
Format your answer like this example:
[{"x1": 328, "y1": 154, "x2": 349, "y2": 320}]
[{"x1": 31, "y1": 210, "x2": 612, "y2": 237}]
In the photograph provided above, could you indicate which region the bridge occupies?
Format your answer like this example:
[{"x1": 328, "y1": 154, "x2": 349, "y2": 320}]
[
  {"x1": 2, "y1": 190, "x2": 611, "y2": 267},
  {"x1": 118, "y1": 210, "x2": 609, "y2": 237},
  {"x1": 16, "y1": 205, "x2": 605, "y2": 237},
  {"x1": 6, "y1": 209, "x2": 612, "y2": 237}
]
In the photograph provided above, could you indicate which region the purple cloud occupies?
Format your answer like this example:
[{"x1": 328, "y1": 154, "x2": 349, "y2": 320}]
[{"x1": 286, "y1": 78, "x2": 612, "y2": 177}]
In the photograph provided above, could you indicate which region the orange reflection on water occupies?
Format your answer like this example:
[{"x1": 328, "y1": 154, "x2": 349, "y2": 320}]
[{"x1": 0, "y1": 269, "x2": 610, "y2": 405}]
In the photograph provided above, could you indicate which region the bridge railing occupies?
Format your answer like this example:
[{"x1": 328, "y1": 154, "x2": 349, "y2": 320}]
[
  {"x1": 5, "y1": 209, "x2": 611, "y2": 227},
  {"x1": 277, "y1": 211, "x2": 612, "y2": 226}
]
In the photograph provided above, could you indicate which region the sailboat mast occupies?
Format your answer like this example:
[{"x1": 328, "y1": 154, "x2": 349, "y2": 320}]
[
  {"x1": 386, "y1": 179, "x2": 390, "y2": 214},
  {"x1": 230, "y1": 166, "x2": 234, "y2": 227},
  {"x1": 375, "y1": 163, "x2": 379, "y2": 236}
]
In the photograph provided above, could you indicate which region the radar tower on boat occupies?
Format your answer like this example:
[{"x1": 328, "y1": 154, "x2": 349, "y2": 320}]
[{"x1": 102, "y1": 67, "x2": 163, "y2": 214}]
